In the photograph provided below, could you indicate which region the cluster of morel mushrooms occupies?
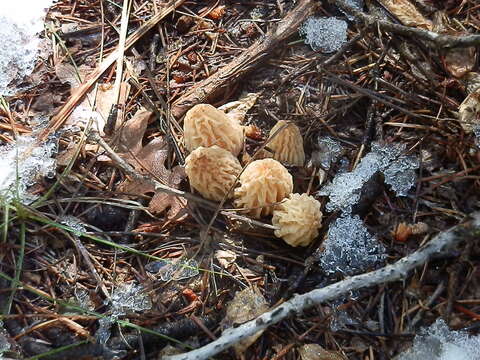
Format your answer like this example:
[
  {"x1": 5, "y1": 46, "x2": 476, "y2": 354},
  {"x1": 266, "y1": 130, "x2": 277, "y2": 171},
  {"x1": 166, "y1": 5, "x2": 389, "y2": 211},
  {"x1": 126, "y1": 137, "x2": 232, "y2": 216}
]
[{"x1": 183, "y1": 102, "x2": 322, "y2": 247}]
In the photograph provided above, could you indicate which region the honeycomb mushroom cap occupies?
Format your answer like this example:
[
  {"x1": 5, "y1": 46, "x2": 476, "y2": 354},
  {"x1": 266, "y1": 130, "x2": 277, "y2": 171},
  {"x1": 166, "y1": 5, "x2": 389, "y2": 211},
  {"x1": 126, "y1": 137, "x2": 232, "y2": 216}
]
[
  {"x1": 272, "y1": 193, "x2": 322, "y2": 247},
  {"x1": 184, "y1": 104, "x2": 244, "y2": 155},
  {"x1": 234, "y1": 159, "x2": 293, "y2": 218},
  {"x1": 268, "y1": 120, "x2": 305, "y2": 166},
  {"x1": 185, "y1": 146, "x2": 242, "y2": 201}
]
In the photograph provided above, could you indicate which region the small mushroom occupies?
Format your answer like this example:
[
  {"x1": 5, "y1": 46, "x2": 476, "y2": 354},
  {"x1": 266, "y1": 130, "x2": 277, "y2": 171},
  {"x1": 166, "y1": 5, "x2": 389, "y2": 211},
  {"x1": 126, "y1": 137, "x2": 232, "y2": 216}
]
[
  {"x1": 234, "y1": 159, "x2": 293, "y2": 218},
  {"x1": 185, "y1": 146, "x2": 242, "y2": 201},
  {"x1": 184, "y1": 104, "x2": 244, "y2": 155},
  {"x1": 272, "y1": 193, "x2": 322, "y2": 247},
  {"x1": 267, "y1": 120, "x2": 305, "y2": 166}
]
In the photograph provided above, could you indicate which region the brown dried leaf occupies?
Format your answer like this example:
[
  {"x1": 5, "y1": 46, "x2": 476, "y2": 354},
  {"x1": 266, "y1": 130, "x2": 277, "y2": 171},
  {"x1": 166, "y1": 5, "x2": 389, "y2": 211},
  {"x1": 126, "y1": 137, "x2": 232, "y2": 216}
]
[
  {"x1": 458, "y1": 89, "x2": 480, "y2": 133},
  {"x1": 379, "y1": 0, "x2": 432, "y2": 30},
  {"x1": 206, "y1": 5, "x2": 226, "y2": 20},
  {"x1": 118, "y1": 108, "x2": 152, "y2": 154},
  {"x1": 117, "y1": 111, "x2": 187, "y2": 220},
  {"x1": 299, "y1": 344, "x2": 346, "y2": 360},
  {"x1": 224, "y1": 286, "x2": 269, "y2": 355},
  {"x1": 55, "y1": 63, "x2": 91, "y2": 87},
  {"x1": 64, "y1": 84, "x2": 117, "y2": 134},
  {"x1": 57, "y1": 62, "x2": 130, "y2": 134},
  {"x1": 218, "y1": 92, "x2": 260, "y2": 124},
  {"x1": 443, "y1": 46, "x2": 477, "y2": 78}
]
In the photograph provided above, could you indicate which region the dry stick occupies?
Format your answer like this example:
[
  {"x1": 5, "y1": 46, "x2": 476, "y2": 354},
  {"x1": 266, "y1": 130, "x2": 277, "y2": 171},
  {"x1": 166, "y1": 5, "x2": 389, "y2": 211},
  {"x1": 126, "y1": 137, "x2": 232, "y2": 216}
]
[
  {"x1": 171, "y1": 0, "x2": 316, "y2": 118},
  {"x1": 333, "y1": 0, "x2": 480, "y2": 48},
  {"x1": 38, "y1": 0, "x2": 186, "y2": 142},
  {"x1": 165, "y1": 213, "x2": 480, "y2": 360}
]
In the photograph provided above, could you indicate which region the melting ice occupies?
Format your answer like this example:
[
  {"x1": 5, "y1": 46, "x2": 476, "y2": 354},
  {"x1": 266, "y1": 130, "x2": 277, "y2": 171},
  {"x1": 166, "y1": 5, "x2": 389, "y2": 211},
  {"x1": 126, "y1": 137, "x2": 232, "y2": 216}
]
[
  {"x1": 0, "y1": 0, "x2": 54, "y2": 95},
  {"x1": 319, "y1": 214, "x2": 386, "y2": 275},
  {"x1": 396, "y1": 319, "x2": 480, "y2": 360},
  {"x1": 0, "y1": 135, "x2": 56, "y2": 203},
  {"x1": 320, "y1": 142, "x2": 418, "y2": 213},
  {"x1": 299, "y1": 17, "x2": 348, "y2": 53}
]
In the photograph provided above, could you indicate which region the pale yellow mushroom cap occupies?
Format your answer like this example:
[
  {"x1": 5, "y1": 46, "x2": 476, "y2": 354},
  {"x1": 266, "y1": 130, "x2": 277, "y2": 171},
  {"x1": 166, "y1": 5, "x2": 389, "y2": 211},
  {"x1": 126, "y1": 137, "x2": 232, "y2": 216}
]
[
  {"x1": 268, "y1": 120, "x2": 305, "y2": 166},
  {"x1": 184, "y1": 104, "x2": 244, "y2": 155},
  {"x1": 272, "y1": 193, "x2": 322, "y2": 247},
  {"x1": 234, "y1": 159, "x2": 293, "y2": 218},
  {"x1": 185, "y1": 146, "x2": 242, "y2": 201}
]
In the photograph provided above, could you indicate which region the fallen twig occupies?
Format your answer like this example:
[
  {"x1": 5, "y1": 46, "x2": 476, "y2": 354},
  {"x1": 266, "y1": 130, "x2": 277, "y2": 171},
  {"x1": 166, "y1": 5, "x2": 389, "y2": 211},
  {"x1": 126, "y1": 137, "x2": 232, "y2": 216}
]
[
  {"x1": 171, "y1": 0, "x2": 316, "y2": 118},
  {"x1": 165, "y1": 213, "x2": 480, "y2": 360},
  {"x1": 333, "y1": 0, "x2": 480, "y2": 48}
]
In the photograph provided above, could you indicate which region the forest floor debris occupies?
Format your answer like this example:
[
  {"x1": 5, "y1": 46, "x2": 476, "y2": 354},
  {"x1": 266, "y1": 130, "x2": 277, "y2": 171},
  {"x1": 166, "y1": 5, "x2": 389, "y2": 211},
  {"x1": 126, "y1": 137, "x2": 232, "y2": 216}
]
[{"x1": 1, "y1": 0, "x2": 480, "y2": 359}]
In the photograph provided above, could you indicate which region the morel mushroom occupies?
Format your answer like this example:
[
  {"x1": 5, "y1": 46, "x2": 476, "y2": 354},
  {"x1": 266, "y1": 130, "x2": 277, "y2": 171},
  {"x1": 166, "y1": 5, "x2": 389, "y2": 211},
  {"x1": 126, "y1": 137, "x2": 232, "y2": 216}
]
[
  {"x1": 234, "y1": 159, "x2": 293, "y2": 218},
  {"x1": 185, "y1": 146, "x2": 242, "y2": 201},
  {"x1": 272, "y1": 193, "x2": 322, "y2": 247},
  {"x1": 184, "y1": 104, "x2": 244, "y2": 155},
  {"x1": 267, "y1": 120, "x2": 305, "y2": 166}
]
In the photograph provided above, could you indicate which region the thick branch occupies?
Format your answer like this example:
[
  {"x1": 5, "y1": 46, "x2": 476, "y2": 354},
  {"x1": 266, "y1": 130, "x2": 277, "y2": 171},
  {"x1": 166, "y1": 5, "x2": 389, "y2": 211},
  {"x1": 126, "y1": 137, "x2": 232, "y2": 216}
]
[
  {"x1": 333, "y1": 0, "x2": 480, "y2": 48},
  {"x1": 165, "y1": 213, "x2": 480, "y2": 360},
  {"x1": 171, "y1": 0, "x2": 316, "y2": 118}
]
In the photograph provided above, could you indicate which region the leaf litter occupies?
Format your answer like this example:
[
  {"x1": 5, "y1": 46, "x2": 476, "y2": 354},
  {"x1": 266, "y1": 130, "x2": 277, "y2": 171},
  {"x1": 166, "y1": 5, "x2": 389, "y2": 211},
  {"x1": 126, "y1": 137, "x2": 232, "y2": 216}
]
[
  {"x1": 3, "y1": 0, "x2": 480, "y2": 359},
  {"x1": 116, "y1": 108, "x2": 187, "y2": 220}
]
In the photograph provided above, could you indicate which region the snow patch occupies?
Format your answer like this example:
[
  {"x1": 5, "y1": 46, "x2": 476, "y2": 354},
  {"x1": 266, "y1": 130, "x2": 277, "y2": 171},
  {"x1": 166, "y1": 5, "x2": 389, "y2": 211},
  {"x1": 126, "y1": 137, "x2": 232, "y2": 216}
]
[
  {"x1": 0, "y1": 0, "x2": 54, "y2": 95},
  {"x1": 397, "y1": 319, "x2": 480, "y2": 360},
  {"x1": 0, "y1": 135, "x2": 56, "y2": 204}
]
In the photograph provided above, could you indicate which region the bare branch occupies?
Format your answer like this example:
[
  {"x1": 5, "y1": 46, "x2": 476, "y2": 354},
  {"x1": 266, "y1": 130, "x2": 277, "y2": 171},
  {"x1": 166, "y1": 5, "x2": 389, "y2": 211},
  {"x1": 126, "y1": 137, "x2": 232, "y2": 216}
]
[
  {"x1": 333, "y1": 0, "x2": 480, "y2": 48},
  {"x1": 165, "y1": 213, "x2": 480, "y2": 360}
]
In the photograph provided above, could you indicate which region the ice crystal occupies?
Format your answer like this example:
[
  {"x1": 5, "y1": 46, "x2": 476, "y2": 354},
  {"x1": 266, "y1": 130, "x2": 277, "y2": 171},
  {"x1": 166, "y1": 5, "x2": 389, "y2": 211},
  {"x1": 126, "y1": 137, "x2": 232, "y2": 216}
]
[
  {"x1": 474, "y1": 126, "x2": 480, "y2": 148},
  {"x1": 320, "y1": 142, "x2": 418, "y2": 213},
  {"x1": 0, "y1": 323, "x2": 10, "y2": 356},
  {"x1": 313, "y1": 137, "x2": 343, "y2": 170},
  {"x1": 319, "y1": 214, "x2": 386, "y2": 275},
  {"x1": 96, "y1": 282, "x2": 152, "y2": 344},
  {"x1": 0, "y1": 135, "x2": 56, "y2": 204},
  {"x1": 299, "y1": 17, "x2": 348, "y2": 53},
  {"x1": 145, "y1": 258, "x2": 199, "y2": 282},
  {"x1": 383, "y1": 155, "x2": 419, "y2": 196},
  {"x1": 110, "y1": 283, "x2": 152, "y2": 315},
  {"x1": 397, "y1": 319, "x2": 480, "y2": 360},
  {"x1": 59, "y1": 216, "x2": 86, "y2": 234},
  {"x1": 0, "y1": 0, "x2": 53, "y2": 95}
]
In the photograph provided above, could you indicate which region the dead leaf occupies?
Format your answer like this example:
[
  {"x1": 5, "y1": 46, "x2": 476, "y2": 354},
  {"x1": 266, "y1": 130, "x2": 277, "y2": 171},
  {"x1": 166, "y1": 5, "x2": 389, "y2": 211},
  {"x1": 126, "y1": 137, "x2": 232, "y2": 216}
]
[
  {"x1": 118, "y1": 108, "x2": 152, "y2": 154},
  {"x1": 206, "y1": 5, "x2": 226, "y2": 20},
  {"x1": 57, "y1": 141, "x2": 79, "y2": 167},
  {"x1": 117, "y1": 109, "x2": 187, "y2": 220},
  {"x1": 218, "y1": 92, "x2": 260, "y2": 123},
  {"x1": 223, "y1": 286, "x2": 269, "y2": 356},
  {"x1": 55, "y1": 63, "x2": 91, "y2": 87},
  {"x1": 458, "y1": 88, "x2": 480, "y2": 133},
  {"x1": 298, "y1": 344, "x2": 346, "y2": 360},
  {"x1": 215, "y1": 249, "x2": 237, "y2": 268},
  {"x1": 57, "y1": 62, "x2": 130, "y2": 134},
  {"x1": 443, "y1": 45, "x2": 477, "y2": 78},
  {"x1": 379, "y1": 0, "x2": 432, "y2": 30},
  {"x1": 433, "y1": 12, "x2": 477, "y2": 78}
]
